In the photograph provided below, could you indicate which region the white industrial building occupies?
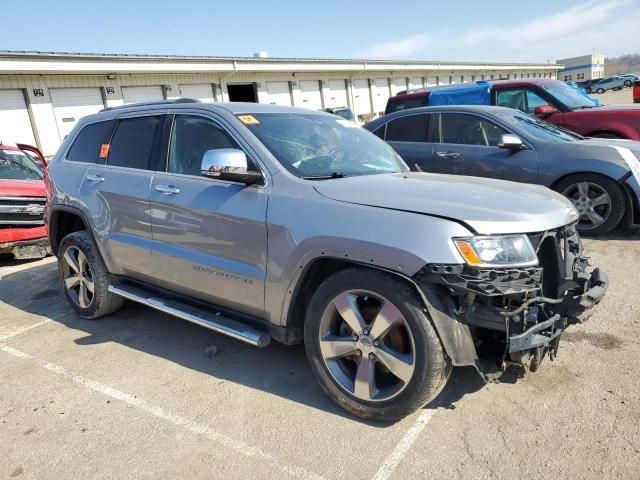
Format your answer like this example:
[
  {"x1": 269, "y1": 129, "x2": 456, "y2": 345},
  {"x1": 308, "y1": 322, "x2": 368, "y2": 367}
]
[
  {"x1": 0, "y1": 51, "x2": 560, "y2": 156},
  {"x1": 556, "y1": 53, "x2": 605, "y2": 83}
]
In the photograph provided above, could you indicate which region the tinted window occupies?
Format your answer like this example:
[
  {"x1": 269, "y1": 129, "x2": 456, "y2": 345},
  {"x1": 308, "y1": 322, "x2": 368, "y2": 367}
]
[
  {"x1": 385, "y1": 115, "x2": 429, "y2": 142},
  {"x1": 67, "y1": 120, "x2": 115, "y2": 163},
  {"x1": 107, "y1": 116, "x2": 163, "y2": 170},
  {"x1": 168, "y1": 116, "x2": 239, "y2": 176},
  {"x1": 386, "y1": 95, "x2": 428, "y2": 114},
  {"x1": 440, "y1": 113, "x2": 507, "y2": 146}
]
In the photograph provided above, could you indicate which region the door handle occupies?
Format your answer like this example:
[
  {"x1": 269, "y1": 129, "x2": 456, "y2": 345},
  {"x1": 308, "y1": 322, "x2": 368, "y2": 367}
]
[
  {"x1": 436, "y1": 151, "x2": 461, "y2": 159},
  {"x1": 155, "y1": 185, "x2": 180, "y2": 195},
  {"x1": 86, "y1": 174, "x2": 105, "y2": 183}
]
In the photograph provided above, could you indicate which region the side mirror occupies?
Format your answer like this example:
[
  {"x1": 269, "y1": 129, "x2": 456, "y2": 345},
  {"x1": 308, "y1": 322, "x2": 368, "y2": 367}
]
[
  {"x1": 533, "y1": 105, "x2": 557, "y2": 116},
  {"x1": 200, "y1": 149, "x2": 262, "y2": 185},
  {"x1": 498, "y1": 134, "x2": 525, "y2": 151}
]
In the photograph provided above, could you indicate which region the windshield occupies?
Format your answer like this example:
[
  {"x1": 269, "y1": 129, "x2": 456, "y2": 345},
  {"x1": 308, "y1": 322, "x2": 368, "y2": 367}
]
[
  {"x1": 495, "y1": 111, "x2": 582, "y2": 142},
  {"x1": 540, "y1": 80, "x2": 597, "y2": 109},
  {"x1": 240, "y1": 113, "x2": 408, "y2": 178},
  {"x1": 0, "y1": 149, "x2": 43, "y2": 180}
]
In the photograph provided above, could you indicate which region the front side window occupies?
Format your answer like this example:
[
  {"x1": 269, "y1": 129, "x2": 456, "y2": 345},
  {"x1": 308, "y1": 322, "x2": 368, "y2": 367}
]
[
  {"x1": 496, "y1": 89, "x2": 549, "y2": 114},
  {"x1": 439, "y1": 113, "x2": 507, "y2": 147},
  {"x1": 0, "y1": 149, "x2": 42, "y2": 180},
  {"x1": 385, "y1": 114, "x2": 429, "y2": 142},
  {"x1": 168, "y1": 116, "x2": 240, "y2": 176},
  {"x1": 107, "y1": 116, "x2": 163, "y2": 170},
  {"x1": 242, "y1": 113, "x2": 407, "y2": 178},
  {"x1": 67, "y1": 120, "x2": 115, "y2": 163}
]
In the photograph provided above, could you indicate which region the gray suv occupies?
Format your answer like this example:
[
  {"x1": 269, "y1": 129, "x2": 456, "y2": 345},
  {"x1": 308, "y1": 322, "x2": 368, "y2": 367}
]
[{"x1": 45, "y1": 100, "x2": 607, "y2": 420}]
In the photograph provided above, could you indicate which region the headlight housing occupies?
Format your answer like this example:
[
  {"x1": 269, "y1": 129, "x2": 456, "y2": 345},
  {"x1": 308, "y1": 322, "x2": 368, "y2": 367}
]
[{"x1": 453, "y1": 235, "x2": 538, "y2": 268}]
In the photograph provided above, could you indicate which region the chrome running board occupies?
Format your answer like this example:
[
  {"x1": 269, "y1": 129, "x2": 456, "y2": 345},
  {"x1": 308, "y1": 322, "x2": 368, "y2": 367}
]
[{"x1": 108, "y1": 284, "x2": 271, "y2": 348}]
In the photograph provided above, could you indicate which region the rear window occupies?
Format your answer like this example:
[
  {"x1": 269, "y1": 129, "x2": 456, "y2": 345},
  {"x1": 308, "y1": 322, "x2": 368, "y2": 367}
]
[
  {"x1": 107, "y1": 116, "x2": 163, "y2": 170},
  {"x1": 385, "y1": 95, "x2": 428, "y2": 114},
  {"x1": 385, "y1": 115, "x2": 429, "y2": 142},
  {"x1": 67, "y1": 120, "x2": 115, "y2": 163}
]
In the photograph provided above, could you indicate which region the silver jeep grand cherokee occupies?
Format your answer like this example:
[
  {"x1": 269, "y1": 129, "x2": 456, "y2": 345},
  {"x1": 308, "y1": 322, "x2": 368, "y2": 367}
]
[{"x1": 45, "y1": 100, "x2": 607, "y2": 420}]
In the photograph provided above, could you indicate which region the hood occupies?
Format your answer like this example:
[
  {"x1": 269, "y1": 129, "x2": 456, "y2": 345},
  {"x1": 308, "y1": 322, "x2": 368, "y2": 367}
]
[
  {"x1": 314, "y1": 172, "x2": 578, "y2": 235},
  {"x1": 0, "y1": 179, "x2": 46, "y2": 197}
]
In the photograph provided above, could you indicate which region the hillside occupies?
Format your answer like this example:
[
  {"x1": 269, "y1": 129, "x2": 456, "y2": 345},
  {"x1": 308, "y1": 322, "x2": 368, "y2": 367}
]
[{"x1": 605, "y1": 54, "x2": 640, "y2": 75}]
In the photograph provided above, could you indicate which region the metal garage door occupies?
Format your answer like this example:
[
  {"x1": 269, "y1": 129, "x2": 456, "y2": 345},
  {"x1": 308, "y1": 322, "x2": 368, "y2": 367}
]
[
  {"x1": 372, "y1": 78, "x2": 390, "y2": 114},
  {"x1": 410, "y1": 77, "x2": 423, "y2": 89},
  {"x1": 426, "y1": 76, "x2": 438, "y2": 86},
  {"x1": 0, "y1": 89, "x2": 36, "y2": 145},
  {"x1": 50, "y1": 88, "x2": 104, "y2": 142},
  {"x1": 325, "y1": 80, "x2": 348, "y2": 108},
  {"x1": 266, "y1": 81, "x2": 292, "y2": 106},
  {"x1": 439, "y1": 76, "x2": 450, "y2": 86},
  {"x1": 121, "y1": 86, "x2": 164, "y2": 105},
  {"x1": 352, "y1": 79, "x2": 371, "y2": 116},
  {"x1": 179, "y1": 84, "x2": 215, "y2": 103},
  {"x1": 463, "y1": 75, "x2": 473, "y2": 83},
  {"x1": 298, "y1": 81, "x2": 323, "y2": 110},
  {"x1": 391, "y1": 78, "x2": 407, "y2": 95}
]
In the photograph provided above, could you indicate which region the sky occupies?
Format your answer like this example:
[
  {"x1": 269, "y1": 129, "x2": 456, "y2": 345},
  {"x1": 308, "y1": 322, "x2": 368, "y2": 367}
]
[{"x1": 3, "y1": 0, "x2": 639, "y2": 63}]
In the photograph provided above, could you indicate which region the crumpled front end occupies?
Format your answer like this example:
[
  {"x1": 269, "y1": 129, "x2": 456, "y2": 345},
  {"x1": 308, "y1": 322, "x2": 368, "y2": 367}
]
[{"x1": 414, "y1": 223, "x2": 607, "y2": 379}]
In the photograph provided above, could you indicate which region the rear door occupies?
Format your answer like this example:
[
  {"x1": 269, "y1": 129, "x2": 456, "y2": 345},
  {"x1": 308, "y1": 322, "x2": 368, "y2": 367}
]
[
  {"x1": 382, "y1": 113, "x2": 435, "y2": 172},
  {"x1": 79, "y1": 113, "x2": 165, "y2": 279},
  {"x1": 148, "y1": 112, "x2": 268, "y2": 316},
  {"x1": 434, "y1": 112, "x2": 539, "y2": 183}
]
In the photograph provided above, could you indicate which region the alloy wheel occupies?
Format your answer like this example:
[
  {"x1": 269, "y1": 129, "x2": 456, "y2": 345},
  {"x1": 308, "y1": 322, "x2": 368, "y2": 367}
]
[
  {"x1": 318, "y1": 290, "x2": 416, "y2": 402},
  {"x1": 562, "y1": 181, "x2": 612, "y2": 231},
  {"x1": 62, "y1": 246, "x2": 95, "y2": 308}
]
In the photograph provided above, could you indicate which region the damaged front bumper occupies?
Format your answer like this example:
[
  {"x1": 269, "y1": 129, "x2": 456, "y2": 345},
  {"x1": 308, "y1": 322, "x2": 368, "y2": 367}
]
[{"x1": 414, "y1": 224, "x2": 608, "y2": 380}]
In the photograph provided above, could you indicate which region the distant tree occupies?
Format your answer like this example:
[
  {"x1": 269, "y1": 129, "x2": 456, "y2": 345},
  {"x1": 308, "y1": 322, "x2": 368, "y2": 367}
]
[{"x1": 605, "y1": 54, "x2": 640, "y2": 75}]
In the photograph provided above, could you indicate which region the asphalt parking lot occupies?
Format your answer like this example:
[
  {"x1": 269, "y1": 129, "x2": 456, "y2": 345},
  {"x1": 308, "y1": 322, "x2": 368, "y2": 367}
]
[
  {"x1": 591, "y1": 87, "x2": 636, "y2": 105},
  {"x1": 1, "y1": 231, "x2": 640, "y2": 480}
]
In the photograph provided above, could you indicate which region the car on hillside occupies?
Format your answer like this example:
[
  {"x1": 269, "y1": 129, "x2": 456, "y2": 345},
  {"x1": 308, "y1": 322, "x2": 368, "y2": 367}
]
[
  {"x1": 576, "y1": 78, "x2": 601, "y2": 93},
  {"x1": 385, "y1": 79, "x2": 640, "y2": 140},
  {"x1": 364, "y1": 105, "x2": 640, "y2": 236},
  {"x1": 0, "y1": 143, "x2": 48, "y2": 259},
  {"x1": 617, "y1": 74, "x2": 640, "y2": 87},
  {"x1": 46, "y1": 100, "x2": 607, "y2": 421}
]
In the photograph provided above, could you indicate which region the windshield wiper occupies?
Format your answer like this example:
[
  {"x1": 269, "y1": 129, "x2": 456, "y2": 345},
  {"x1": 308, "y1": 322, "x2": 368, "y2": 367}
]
[{"x1": 301, "y1": 172, "x2": 348, "y2": 180}]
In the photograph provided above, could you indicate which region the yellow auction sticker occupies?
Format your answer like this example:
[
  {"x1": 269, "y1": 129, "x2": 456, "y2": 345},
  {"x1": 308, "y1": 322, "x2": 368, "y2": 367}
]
[{"x1": 238, "y1": 115, "x2": 260, "y2": 125}]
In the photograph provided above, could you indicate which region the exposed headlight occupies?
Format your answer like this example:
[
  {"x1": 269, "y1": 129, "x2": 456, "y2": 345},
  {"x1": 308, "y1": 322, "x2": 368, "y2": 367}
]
[{"x1": 453, "y1": 235, "x2": 538, "y2": 268}]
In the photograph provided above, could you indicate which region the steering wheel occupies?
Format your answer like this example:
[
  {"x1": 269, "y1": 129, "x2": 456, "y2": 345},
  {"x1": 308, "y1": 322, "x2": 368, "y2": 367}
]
[{"x1": 298, "y1": 155, "x2": 334, "y2": 175}]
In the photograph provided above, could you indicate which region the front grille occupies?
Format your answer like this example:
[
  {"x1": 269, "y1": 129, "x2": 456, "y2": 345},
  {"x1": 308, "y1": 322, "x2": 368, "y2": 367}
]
[{"x1": 0, "y1": 196, "x2": 46, "y2": 225}]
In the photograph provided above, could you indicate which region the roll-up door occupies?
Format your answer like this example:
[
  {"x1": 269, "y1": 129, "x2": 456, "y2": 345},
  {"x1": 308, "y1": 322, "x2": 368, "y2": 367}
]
[
  {"x1": 0, "y1": 89, "x2": 36, "y2": 145},
  {"x1": 325, "y1": 80, "x2": 348, "y2": 108},
  {"x1": 352, "y1": 79, "x2": 371, "y2": 115},
  {"x1": 298, "y1": 80, "x2": 323, "y2": 110},
  {"x1": 50, "y1": 87, "x2": 104, "y2": 141},
  {"x1": 179, "y1": 84, "x2": 215, "y2": 103},
  {"x1": 266, "y1": 81, "x2": 292, "y2": 106},
  {"x1": 121, "y1": 86, "x2": 164, "y2": 104}
]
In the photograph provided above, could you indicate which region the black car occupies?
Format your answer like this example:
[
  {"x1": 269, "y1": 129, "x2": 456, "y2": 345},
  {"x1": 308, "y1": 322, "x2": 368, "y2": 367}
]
[{"x1": 364, "y1": 105, "x2": 640, "y2": 235}]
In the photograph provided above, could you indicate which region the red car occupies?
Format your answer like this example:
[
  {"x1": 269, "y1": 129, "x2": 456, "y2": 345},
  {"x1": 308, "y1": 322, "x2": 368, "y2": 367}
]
[
  {"x1": 634, "y1": 80, "x2": 640, "y2": 104},
  {"x1": 385, "y1": 79, "x2": 640, "y2": 140},
  {"x1": 0, "y1": 143, "x2": 49, "y2": 259}
]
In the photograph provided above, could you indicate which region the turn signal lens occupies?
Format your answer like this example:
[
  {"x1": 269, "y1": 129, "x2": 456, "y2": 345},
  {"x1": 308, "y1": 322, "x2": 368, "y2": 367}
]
[{"x1": 453, "y1": 240, "x2": 482, "y2": 266}]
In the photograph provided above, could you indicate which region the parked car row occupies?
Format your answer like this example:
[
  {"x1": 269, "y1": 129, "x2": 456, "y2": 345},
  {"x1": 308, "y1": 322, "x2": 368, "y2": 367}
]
[
  {"x1": 579, "y1": 74, "x2": 640, "y2": 94},
  {"x1": 385, "y1": 79, "x2": 640, "y2": 140}
]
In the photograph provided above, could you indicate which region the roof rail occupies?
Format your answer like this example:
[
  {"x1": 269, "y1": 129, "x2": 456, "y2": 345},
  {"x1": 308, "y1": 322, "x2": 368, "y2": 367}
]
[{"x1": 100, "y1": 98, "x2": 201, "y2": 112}]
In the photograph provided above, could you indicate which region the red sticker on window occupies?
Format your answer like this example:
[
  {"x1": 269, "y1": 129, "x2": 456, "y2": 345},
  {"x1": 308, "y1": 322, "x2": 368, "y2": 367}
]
[{"x1": 99, "y1": 144, "x2": 110, "y2": 158}]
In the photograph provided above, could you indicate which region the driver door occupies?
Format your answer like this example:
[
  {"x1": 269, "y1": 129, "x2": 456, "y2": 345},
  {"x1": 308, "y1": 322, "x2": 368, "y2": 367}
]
[{"x1": 149, "y1": 112, "x2": 269, "y2": 317}]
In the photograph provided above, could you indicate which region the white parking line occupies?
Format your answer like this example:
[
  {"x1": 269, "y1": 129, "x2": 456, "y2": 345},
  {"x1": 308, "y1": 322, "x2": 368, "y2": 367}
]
[
  {"x1": 0, "y1": 319, "x2": 51, "y2": 342},
  {"x1": 0, "y1": 343, "x2": 328, "y2": 480},
  {"x1": 370, "y1": 409, "x2": 436, "y2": 480}
]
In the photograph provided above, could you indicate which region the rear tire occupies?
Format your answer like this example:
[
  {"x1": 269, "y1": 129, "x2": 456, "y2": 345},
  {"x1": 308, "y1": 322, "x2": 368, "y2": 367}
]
[
  {"x1": 555, "y1": 173, "x2": 626, "y2": 236},
  {"x1": 596, "y1": 88, "x2": 605, "y2": 94},
  {"x1": 58, "y1": 231, "x2": 123, "y2": 319},
  {"x1": 304, "y1": 268, "x2": 450, "y2": 421}
]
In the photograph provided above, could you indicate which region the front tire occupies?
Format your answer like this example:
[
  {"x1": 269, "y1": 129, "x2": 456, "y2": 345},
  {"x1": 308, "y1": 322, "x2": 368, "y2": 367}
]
[
  {"x1": 596, "y1": 88, "x2": 605, "y2": 94},
  {"x1": 58, "y1": 231, "x2": 124, "y2": 319},
  {"x1": 304, "y1": 268, "x2": 450, "y2": 421},
  {"x1": 555, "y1": 173, "x2": 626, "y2": 236}
]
